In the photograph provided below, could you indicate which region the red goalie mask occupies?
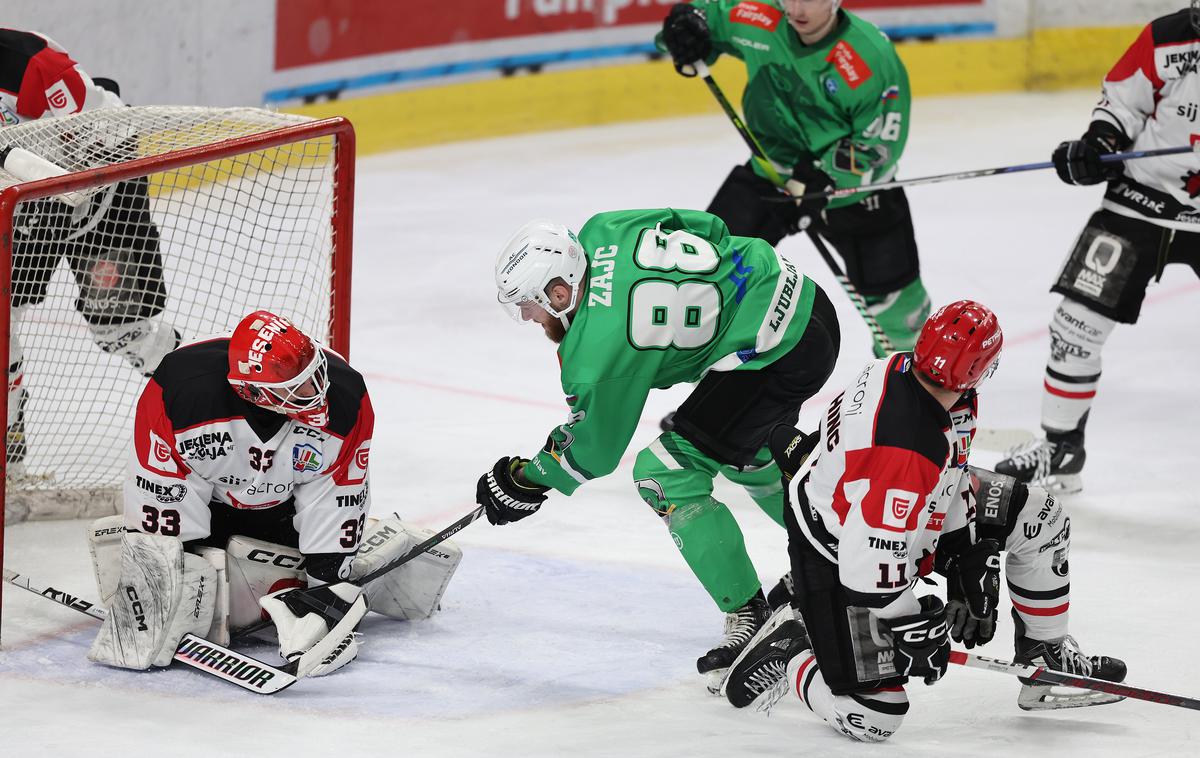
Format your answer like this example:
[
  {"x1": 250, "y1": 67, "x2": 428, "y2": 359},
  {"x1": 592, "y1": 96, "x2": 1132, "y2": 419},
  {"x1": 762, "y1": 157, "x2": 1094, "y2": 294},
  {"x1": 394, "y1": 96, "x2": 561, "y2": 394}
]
[
  {"x1": 913, "y1": 300, "x2": 1003, "y2": 392},
  {"x1": 227, "y1": 310, "x2": 329, "y2": 426}
]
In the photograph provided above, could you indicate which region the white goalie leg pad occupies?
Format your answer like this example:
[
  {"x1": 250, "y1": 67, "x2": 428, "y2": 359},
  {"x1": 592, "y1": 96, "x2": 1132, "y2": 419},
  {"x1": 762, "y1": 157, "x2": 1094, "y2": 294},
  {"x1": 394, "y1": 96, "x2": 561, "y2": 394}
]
[
  {"x1": 224, "y1": 536, "x2": 307, "y2": 630},
  {"x1": 88, "y1": 531, "x2": 216, "y2": 670},
  {"x1": 259, "y1": 583, "x2": 367, "y2": 677},
  {"x1": 349, "y1": 517, "x2": 462, "y2": 620},
  {"x1": 193, "y1": 546, "x2": 230, "y2": 646},
  {"x1": 88, "y1": 515, "x2": 128, "y2": 605}
]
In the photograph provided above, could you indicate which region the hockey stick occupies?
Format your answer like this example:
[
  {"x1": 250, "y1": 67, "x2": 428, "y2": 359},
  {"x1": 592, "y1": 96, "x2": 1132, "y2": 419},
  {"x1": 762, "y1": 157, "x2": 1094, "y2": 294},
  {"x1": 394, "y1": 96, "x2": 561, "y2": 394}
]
[
  {"x1": 0, "y1": 145, "x2": 88, "y2": 207},
  {"x1": 3, "y1": 567, "x2": 298, "y2": 694},
  {"x1": 234, "y1": 504, "x2": 488, "y2": 639},
  {"x1": 774, "y1": 143, "x2": 1200, "y2": 203},
  {"x1": 951, "y1": 650, "x2": 1200, "y2": 712},
  {"x1": 693, "y1": 61, "x2": 895, "y2": 355}
]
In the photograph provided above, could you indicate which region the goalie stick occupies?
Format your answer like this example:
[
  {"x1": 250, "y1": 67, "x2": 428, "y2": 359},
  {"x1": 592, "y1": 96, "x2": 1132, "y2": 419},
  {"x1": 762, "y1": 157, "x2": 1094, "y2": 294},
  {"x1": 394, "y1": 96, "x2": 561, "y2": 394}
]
[
  {"x1": 951, "y1": 650, "x2": 1200, "y2": 712},
  {"x1": 692, "y1": 60, "x2": 895, "y2": 356},
  {"x1": 3, "y1": 567, "x2": 298, "y2": 694},
  {"x1": 0, "y1": 145, "x2": 88, "y2": 207}
]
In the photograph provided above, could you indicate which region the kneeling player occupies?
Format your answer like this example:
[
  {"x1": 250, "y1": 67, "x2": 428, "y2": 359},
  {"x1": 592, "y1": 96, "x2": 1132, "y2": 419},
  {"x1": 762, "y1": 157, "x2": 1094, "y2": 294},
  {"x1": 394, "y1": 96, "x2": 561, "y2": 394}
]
[
  {"x1": 86, "y1": 310, "x2": 461, "y2": 677},
  {"x1": 721, "y1": 302, "x2": 1125, "y2": 742}
]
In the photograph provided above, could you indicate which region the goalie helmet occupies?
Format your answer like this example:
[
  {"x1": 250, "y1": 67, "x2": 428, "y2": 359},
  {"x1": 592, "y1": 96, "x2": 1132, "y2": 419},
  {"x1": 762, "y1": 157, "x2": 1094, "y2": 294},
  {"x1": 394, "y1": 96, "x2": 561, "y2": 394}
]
[
  {"x1": 495, "y1": 219, "x2": 587, "y2": 327},
  {"x1": 227, "y1": 310, "x2": 330, "y2": 427},
  {"x1": 913, "y1": 300, "x2": 1003, "y2": 392}
]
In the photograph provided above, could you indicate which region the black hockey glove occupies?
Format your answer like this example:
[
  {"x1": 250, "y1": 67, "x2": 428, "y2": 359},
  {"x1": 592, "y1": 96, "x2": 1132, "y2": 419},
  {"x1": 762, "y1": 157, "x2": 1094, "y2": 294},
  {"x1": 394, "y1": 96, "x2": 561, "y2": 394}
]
[
  {"x1": 477, "y1": 456, "x2": 549, "y2": 526},
  {"x1": 768, "y1": 424, "x2": 818, "y2": 482},
  {"x1": 1052, "y1": 120, "x2": 1128, "y2": 186},
  {"x1": 661, "y1": 3, "x2": 711, "y2": 76},
  {"x1": 882, "y1": 595, "x2": 951, "y2": 685},
  {"x1": 943, "y1": 538, "x2": 1001, "y2": 649},
  {"x1": 784, "y1": 157, "x2": 835, "y2": 232}
]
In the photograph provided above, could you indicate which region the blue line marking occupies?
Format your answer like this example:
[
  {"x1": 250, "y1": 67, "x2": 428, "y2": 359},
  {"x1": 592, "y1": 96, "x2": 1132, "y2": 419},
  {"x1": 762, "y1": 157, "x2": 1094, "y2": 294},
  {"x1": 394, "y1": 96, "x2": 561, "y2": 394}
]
[{"x1": 264, "y1": 22, "x2": 997, "y2": 104}]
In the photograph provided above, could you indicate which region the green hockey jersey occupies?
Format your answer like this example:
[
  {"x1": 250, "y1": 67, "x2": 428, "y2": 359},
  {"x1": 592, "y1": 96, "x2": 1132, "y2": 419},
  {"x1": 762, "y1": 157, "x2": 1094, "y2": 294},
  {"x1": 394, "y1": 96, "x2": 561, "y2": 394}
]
[
  {"x1": 657, "y1": 2, "x2": 911, "y2": 207},
  {"x1": 523, "y1": 208, "x2": 818, "y2": 496}
]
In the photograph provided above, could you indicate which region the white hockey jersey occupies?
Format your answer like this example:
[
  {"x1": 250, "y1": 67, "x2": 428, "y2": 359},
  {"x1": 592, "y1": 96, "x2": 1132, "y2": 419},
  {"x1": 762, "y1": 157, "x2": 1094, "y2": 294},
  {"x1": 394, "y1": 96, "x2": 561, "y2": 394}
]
[
  {"x1": 1093, "y1": 9, "x2": 1200, "y2": 230},
  {"x1": 789, "y1": 354, "x2": 974, "y2": 620},
  {"x1": 0, "y1": 29, "x2": 123, "y2": 127},
  {"x1": 125, "y1": 338, "x2": 373, "y2": 558}
]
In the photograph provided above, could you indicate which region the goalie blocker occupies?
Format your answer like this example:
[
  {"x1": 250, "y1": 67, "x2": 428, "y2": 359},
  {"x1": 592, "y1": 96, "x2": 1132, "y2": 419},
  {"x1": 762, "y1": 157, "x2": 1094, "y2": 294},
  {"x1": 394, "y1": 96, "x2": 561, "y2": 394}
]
[{"x1": 89, "y1": 515, "x2": 462, "y2": 675}]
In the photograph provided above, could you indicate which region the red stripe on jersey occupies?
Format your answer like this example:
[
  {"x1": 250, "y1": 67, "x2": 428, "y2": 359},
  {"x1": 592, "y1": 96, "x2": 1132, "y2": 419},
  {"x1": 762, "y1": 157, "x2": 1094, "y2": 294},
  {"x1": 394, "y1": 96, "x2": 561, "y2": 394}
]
[
  {"x1": 16, "y1": 45, "x2": 83, "y2": 118},
  {"x1": 1044, "y1": 381, "x2": 1096, "y2": 400},
  {"x1": 1012, "y1": 600, "x2": 1069, "y2": 617},
  {"x1": 1107, "y1": 24, "x2": 1164, "y2": 90},
  {"x1": 329, "y1": 391, "x2": 374, "y2": 485},
  {"x1": 834, "y1": 445, "x2": 942, "y2": 532},
  {"x1": 133, "y1": 379, "x2": 190, "y2": 480}
]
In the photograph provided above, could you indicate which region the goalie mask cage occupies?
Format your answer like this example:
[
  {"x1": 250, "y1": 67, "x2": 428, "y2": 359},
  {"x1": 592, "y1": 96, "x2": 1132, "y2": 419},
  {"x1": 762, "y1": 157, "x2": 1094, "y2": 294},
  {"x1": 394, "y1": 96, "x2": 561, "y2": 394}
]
[{"x1": 0, "y1": 107, "x2": 355, "y2": 638}]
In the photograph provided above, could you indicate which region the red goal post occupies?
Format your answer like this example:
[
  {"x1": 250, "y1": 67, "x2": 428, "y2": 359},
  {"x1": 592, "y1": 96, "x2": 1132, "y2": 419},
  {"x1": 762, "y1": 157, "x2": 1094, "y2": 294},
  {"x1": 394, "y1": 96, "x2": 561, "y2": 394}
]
[{"x1": 0, "y1": 107, "x2": 355, "y2": 639}]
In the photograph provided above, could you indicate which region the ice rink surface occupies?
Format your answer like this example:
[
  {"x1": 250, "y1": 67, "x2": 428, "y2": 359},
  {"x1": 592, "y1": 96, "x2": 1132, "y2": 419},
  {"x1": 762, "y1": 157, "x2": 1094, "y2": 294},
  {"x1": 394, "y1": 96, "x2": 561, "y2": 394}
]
[{"x1": 3, "y1": 89, "x2": 1199, "y2": 756}]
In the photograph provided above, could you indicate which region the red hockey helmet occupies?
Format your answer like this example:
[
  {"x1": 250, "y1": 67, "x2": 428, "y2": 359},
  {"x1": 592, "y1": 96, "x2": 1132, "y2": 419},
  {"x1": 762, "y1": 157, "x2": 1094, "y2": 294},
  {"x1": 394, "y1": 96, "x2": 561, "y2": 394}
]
[
  {"x1": 227, "y1": 310, "x2": 329, "y2": 426},
  {"x1": 913, "y1": 300, "x2": 1003, "y2": 392}
]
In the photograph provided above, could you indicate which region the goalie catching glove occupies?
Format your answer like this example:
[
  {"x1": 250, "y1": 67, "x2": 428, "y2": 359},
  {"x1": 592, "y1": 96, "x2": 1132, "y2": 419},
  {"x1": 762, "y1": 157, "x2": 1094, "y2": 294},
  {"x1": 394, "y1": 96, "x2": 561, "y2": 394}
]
[
  {"x1": 260, "y1": 582, "x2": 367, "y2": 677},
  {"x1": 477, "y1": 456, "x2": 549, "y2": 526}
]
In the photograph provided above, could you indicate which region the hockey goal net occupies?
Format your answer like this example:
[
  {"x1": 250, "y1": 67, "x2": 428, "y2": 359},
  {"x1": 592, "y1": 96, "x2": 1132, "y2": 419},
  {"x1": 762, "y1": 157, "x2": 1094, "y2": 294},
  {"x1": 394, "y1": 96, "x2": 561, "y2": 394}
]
[{"x1": 0, "y1": 106, "x2": 353, "y2": 546}]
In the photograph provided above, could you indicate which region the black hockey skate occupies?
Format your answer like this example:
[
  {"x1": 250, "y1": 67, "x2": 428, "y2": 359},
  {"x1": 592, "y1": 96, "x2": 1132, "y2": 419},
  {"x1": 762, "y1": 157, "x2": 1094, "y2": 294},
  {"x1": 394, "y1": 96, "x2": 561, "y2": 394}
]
[
  {"x1": 722, "y1": 605, "x2": 810, "y2": 708},
  {"x1": 766, "y1": 571, "x2": 794, "y2": 611},
  {"x1": 994, "y1": 431, "x2": 1085, "y2": 495},
  {"x1": 1014, "y1": 613, "x2": 1127, "y2": 710},
  {"x1": 697, "y1": 590, "x2": 770, "y2": 694}
]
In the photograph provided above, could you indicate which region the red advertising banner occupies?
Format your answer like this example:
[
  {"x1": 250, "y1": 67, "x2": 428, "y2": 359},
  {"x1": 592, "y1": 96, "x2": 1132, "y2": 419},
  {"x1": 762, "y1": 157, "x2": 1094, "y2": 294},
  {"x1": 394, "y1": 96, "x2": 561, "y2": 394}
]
[{"x1": 275, "y1": 0, "x2": 985, "y2": 70}]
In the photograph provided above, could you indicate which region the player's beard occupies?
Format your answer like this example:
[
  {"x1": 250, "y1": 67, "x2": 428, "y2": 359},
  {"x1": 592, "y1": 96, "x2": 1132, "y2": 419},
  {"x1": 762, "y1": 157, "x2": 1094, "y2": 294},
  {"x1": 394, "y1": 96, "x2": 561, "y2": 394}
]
[{"x1": 542, "y1": 317, "x2": 566, "y2": 344}]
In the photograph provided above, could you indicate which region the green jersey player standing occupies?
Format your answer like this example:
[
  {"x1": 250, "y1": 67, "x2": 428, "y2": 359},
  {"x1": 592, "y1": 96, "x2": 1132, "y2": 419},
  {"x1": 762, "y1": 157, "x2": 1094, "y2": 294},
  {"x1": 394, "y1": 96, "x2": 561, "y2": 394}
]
[
  {"x1": 475, "y1": 208, "x2": 840, "y2": 688},
  {"x1": 657, "y1": 0, "x2": 931, "y2": 354}
]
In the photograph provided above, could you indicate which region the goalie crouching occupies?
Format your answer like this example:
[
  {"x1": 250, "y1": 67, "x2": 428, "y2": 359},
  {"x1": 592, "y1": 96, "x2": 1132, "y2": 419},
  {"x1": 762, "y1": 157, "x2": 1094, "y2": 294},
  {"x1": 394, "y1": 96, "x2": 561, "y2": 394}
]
[{"x1": 85, "y1": 310, "x2": 461, "y2": 677}]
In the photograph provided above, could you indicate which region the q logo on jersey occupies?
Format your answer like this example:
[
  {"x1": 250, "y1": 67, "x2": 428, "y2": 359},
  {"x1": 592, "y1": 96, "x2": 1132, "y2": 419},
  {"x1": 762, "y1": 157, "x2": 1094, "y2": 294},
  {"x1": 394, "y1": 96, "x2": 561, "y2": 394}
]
[
  {"x1": 45, "y1": 82, "x2": 77, "y2": 113},
  {"x1": 292, "y1": 443, "x2": 322, "y2": 472}
]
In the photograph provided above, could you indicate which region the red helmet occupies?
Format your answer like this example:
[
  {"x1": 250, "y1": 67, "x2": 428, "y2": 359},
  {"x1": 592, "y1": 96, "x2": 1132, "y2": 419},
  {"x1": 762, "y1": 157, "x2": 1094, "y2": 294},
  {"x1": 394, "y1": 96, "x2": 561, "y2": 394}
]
[
  {"x1": 227, "y1": 310, "x2": 329, "y2": 427},
  {"x1": 913, "y1": 300, "x2": 1003, "y2": 392}
]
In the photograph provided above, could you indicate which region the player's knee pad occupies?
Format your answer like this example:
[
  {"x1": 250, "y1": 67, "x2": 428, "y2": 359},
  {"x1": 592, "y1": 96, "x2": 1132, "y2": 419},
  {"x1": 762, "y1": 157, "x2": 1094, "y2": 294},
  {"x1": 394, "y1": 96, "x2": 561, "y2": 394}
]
[
  {"x1": 829, "y1": 690, "x2": 907, "y2": 743},
  {"x1": 632, "y1": 439, "x2": 717, "y2": 525},
  {"x1": 224, "y1": 536, "x2": 308, "y2": 630},
  {"x1": 88, "y1": 531, "x2": 216, "y2": 670},
  {"x1": 1003, "y1": 484, "x2": 1070, "y2": 570},
  {"x1": 90, "y1": 317, "x2": 180, "y2": 376},
  {"x1": 349, "y1": 517, "x2": 463, "y2": 620},
  {"x1": 1047, "y1": 297, "x2": 1113, "y2": 378}
]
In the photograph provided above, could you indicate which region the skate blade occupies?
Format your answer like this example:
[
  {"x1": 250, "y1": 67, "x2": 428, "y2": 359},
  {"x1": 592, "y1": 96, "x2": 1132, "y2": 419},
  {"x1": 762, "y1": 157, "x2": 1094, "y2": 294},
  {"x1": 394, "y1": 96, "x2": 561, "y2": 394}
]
[
  {"x1": 1018, "y1": 683, "x2": 1125, "y2": 710},
  {"x1": 1034, "y1": 473, "x2": 1083, "y2": 496},
  {"x1": 705, "y1": 668, "x2": 727, "y2": 696}
]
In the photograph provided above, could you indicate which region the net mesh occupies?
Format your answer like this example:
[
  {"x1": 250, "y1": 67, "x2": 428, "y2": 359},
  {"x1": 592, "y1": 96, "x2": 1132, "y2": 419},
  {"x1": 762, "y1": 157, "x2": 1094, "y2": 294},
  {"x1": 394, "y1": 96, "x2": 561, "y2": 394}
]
[{"x1": 0, "y1": 106, "x2": 343, "y2": 522}]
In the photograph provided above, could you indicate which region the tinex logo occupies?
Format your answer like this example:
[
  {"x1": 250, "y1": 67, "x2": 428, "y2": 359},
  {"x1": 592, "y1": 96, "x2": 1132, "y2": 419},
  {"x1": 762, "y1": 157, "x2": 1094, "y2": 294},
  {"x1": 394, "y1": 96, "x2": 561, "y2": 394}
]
[{"x1": 730, "y1": 1, "x2": 781, "y2": 30}]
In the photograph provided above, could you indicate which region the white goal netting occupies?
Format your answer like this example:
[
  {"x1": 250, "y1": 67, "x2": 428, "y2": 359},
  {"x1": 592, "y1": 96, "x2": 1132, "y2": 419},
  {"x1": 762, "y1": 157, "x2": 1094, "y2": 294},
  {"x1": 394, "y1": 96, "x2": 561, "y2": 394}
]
[{"x1": 0, "y1": 106, "x2": 351, "y2": 523}]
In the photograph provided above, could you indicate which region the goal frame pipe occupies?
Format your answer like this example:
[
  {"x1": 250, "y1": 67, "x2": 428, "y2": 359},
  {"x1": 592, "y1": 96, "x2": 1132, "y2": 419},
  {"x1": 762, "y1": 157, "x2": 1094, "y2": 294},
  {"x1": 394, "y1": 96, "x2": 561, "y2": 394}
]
[{"x1": 0, "y1": 116, "x2": 356, "y2": 640}]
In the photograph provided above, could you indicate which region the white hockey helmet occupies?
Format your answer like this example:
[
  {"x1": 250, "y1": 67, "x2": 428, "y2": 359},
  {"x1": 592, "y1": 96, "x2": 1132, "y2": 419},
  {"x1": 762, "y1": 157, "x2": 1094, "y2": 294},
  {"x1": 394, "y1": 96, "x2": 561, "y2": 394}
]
[{"x1": 494, "y1": 219, "x2": 587, "y2": 326}]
